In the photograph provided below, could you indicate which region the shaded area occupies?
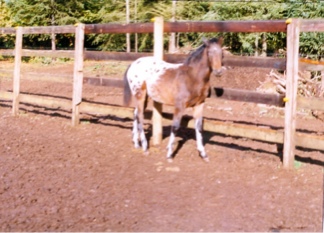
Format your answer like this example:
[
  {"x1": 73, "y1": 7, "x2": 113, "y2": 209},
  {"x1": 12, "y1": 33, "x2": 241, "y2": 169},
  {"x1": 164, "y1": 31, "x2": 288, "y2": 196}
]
[{"x1": 0, "y1": 61, "x2": 323, "y2": 231}]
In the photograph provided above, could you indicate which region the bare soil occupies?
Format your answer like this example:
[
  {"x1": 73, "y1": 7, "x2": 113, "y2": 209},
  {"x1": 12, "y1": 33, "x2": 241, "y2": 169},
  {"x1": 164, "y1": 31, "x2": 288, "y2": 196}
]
[{"x1": 0, "y1": 60, "x2": 323, "y2": 232}]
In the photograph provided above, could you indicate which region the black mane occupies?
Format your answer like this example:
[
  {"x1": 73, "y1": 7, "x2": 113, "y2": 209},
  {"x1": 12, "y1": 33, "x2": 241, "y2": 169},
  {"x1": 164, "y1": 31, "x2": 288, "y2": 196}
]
[
  {"x1": 183, "y1": 38, "x2": 220, "y2": 66},
  {"x1": 184, "y1": 44, "x2": 206, "y2": 65}
]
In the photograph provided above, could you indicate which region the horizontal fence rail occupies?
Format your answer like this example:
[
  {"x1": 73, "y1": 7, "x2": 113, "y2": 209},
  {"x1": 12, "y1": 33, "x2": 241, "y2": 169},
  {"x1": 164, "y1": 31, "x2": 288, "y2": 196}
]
[
  {"x1": 300, "y1": 19, "x2": 324, "y2": 32},
  {"x1": 163, "y1": 20, "x2": 288, "y2": 33},
  {"x1": 1, "y1": 90, "x2": 324, "y2": 152},
  {"x1": 85, "y1": 20, "x2": 288, "y2": 34},
  {"x1": 1, "y1": 19, "x2": 324, "y2": 169},
  {"x1": 2, "y1": 49, "x2": 324, "y2": 71},
  {"x1": 22, "y1": 25, "x2": 75, "y2": 34},
  {"x1": 1, "y1": 19, "x2": 323, "y2": 36},
  {"x1": 0, "y1": 27, "x2": 16, "y2": 34},
  {"x1": 0, "y1": 26, "x2": 75, "y2": 34}
]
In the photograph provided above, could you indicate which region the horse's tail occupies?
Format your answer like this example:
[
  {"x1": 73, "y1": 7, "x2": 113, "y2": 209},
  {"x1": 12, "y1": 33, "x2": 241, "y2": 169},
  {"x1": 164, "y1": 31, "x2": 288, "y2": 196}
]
[{"x1": 123, "y1": 65, "x2": 132, "y2": 106}]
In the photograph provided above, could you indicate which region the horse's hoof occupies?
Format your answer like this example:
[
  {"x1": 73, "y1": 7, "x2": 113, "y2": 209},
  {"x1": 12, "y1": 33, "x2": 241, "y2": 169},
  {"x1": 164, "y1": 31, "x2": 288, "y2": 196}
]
[
  {"x1": 167, "y1": 158, "x2": 173, "y2": 163},
  {"x1": 202, "y1": 156, "x2": 210, "y2": 163},
  {"x1": 143, "y1": 150, "x2": 150, "y2": 156}
]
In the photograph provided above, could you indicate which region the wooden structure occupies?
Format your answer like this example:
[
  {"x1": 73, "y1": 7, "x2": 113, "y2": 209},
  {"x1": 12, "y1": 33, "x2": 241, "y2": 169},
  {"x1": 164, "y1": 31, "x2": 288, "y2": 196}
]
[
  {"x1": 284, "y1": 19, "x2": 300, "y2": 168},
  {"x1": 72, "y1": 23, "x2": 85, "y2": 126},
  {"x1": 1, "y1": 19, "x2": 324, "y2": 169},
  {"x1": 12, "y1": 27, "x2": 23, "y2": 116},
  {"x1": 152, "y1": 17, "x2": 164, "y2": 145}
]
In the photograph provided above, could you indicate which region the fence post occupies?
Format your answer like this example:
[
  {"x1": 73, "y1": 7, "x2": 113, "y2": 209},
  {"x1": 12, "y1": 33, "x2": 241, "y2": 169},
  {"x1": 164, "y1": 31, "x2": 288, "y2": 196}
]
[
  {"x1": 152, "y1": 17, "x2": 164, "y2": 145},
  {"x1": 12, "y1": 27, "x2": 23, "y2": 116},
  {"x1": 283, "y1": 18, "x2": 300, "y2": 169},
  {"x1": 72, "y1": 23, "x2": 85, "y2": 126}
]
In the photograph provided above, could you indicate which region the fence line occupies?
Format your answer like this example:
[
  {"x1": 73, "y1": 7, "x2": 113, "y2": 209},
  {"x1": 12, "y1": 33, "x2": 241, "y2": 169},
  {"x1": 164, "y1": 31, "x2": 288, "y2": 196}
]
[
  {"x1": 1, "y1": 19, "x2": 324, "y2": 168},
  {"x1": 283, "y1": 19, "x2": 301, "y2": 168},
  {"x1": 12, "y1": 27, "x2": 22, "y2": 116},
  {"x1": 0, "y1": 19, "x2": 323, "y2": 36},
  {"x1": 72, "y1": 23, "x2": 85, "y2": 126},
  {"x1": 3, "y1": 49, "x2": 324, "y2": 71},
  {"x1": 1, "y1": 90, "x2": 324, "y2": 153}
]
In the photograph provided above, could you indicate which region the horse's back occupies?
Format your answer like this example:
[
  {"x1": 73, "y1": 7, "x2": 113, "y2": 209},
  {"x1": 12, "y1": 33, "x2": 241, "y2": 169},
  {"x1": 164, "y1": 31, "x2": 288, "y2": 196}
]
[
  {"x1": 126, "y1": 56, "x2": 183, "y2": 104},
  {"x1": 127, "y1": 56, "x2": 180, "y2": 78}
]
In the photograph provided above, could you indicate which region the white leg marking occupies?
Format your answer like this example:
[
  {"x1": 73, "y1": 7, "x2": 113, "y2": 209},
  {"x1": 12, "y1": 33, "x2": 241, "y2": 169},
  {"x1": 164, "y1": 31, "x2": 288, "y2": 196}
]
[
  {"x1": 193, "y1": 104, "x2": 208, "y2": 161},
  {"x1": 166, "y1": 131, "x2": 176, "y2": 159},
  {"x1": 195, "y1": 117, "x2": 207, "y2": 158},
  {"x1": 132, "y1": 108, "x2": 140, "y2": 148},
  {"x1": 140, "y1": 129, "x2": 148, "y2": 152}
]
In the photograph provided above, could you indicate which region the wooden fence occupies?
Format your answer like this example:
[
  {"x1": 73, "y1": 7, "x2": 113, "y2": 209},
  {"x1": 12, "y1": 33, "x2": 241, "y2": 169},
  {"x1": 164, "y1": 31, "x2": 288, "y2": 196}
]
[{"x1": 1, "y1": 19, "x2": 324, "y2": 168}]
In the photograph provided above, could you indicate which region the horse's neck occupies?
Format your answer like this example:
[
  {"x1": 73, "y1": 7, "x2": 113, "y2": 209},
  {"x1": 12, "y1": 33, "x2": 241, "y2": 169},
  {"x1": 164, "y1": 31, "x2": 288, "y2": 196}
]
[{"x1": 187, "y1": 50, "x2": 211, "y2": 82}]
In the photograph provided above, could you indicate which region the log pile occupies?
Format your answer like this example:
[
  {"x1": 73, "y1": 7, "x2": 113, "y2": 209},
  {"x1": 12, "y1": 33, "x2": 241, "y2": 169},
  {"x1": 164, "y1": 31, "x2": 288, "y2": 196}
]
[
  {"x1": 267, "y1": 69, "x2": 324, "y2": 97},
  {"x1": 258, "y1": 69, "x2": 324, "y2": 120}
]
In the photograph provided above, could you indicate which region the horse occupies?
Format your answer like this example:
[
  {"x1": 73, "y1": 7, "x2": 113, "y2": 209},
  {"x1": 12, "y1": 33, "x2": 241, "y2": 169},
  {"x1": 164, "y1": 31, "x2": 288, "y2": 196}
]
[{"x1": 123, "y1": 37, "x2": 223, "y2": 162}]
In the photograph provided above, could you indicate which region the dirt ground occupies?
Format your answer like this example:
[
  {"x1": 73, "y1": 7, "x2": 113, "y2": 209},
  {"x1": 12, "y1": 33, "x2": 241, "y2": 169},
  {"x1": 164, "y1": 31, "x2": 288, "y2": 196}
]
[{"x1": 0, "y1": 59, "x2": 324, "y2": 232}]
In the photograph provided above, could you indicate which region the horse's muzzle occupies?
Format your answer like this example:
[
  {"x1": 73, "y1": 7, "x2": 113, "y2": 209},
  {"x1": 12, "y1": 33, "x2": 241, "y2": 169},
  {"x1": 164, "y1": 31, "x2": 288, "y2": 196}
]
[{"x1": 212, "y1": 68, "x2": 223, "y2": 77}]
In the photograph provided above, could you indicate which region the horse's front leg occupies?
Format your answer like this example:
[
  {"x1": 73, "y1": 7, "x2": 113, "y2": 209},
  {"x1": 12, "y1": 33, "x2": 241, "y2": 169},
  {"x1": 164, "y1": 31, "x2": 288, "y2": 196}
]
[
  {"x1": 166, "y1": 108, "x2": 183, "y2": 162},
  {"x1": 193, "y1": 103, "x2": 209, "y2": 162}
]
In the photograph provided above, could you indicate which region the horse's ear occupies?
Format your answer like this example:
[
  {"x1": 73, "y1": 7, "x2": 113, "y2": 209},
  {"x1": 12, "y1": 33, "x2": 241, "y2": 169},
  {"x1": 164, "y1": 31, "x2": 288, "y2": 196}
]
[{"x1": 202, "y1": 37, "x2": 209, "y2": 46}]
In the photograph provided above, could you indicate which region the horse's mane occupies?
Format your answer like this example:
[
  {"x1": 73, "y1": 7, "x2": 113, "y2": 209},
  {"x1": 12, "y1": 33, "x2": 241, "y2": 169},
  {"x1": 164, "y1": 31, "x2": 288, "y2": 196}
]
[{"x1": 184, "y1": 38, "x2": 220, "y2": 66}]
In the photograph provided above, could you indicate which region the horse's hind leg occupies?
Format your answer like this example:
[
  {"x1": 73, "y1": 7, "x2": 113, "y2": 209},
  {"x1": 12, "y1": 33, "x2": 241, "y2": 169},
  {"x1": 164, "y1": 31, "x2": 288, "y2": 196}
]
[
  {"x1": 132, "y1": 108, "x2": 140, "y2": 148},
  {"x1": 166, "y1": 108, "x2": 183, "y2": 161},
  {"x1": 193, "y1": 103, "x2": 209, "y2": 162},
  {"x1": 133, "y1": 92, "x2": 148, "y2": 153}
]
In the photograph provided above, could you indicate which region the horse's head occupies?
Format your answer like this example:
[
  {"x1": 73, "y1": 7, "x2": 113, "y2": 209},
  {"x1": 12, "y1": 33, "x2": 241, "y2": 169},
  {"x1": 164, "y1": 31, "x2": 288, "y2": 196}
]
[{"x1": 203, "y1": 37, "x2": 224, "y2": 77}]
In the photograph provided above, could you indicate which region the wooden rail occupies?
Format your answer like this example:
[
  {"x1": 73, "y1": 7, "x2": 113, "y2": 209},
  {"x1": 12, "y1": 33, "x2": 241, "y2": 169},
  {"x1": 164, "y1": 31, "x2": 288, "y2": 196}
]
[
  {"x1": 1, "y1": 20, "x2": 287, "y2": 36},
  {"x1": 82, "y1": 76, "x2": 285, "y2": 107},
  {"x1": 0, "y1": 19, "x2": 322, "y2": 36},
  {"x1": 2, "y1": 19, "x2": 324, "y2": 169},
  {"x1": 84, "y1": 20, "x2": 287, "y2": 34},
  {"x1": 2, "y1": 90, "x2": 324, "y2": 152},
  {"x1": 1, "y1": 49, "x2": 287, "y2": 69},
  {"x1": 300, "y1": 20, "x2": 324, "y2": 32},
  {"x1": 82, "y1": 76, "x2": 324, "y2": 112},
  {"x1": 2, "y1": 49, "x2": 324, "y2": 71},
  {"x1": 0, "y1": 27, "x2": 16, "y2": 34}
]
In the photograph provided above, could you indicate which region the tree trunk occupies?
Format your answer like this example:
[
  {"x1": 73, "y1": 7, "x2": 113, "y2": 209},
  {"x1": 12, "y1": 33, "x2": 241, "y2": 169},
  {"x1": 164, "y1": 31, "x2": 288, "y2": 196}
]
[
  {"x1": 261, "y1": 33, "x2": 267, "y2": 57},
  {"x1": 168, "y1": 0, "x2": 176, "y2": 53},
  {"x1": 134, "y1": 0, "x2": 138, "y2": 53},
  {"x1": 254, "y1": 34, "x2": 259, "y2": 56},
  {"x1": 51, "y1": 0, "x2": 56, "y2": 61},
  {"x1": 126, "y1": 0, "x2": 130, "y2": 53}
]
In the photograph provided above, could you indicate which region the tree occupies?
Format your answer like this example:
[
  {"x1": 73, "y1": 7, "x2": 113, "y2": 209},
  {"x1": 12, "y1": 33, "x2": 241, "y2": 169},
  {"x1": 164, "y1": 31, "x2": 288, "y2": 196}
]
[
  {"x1": 6, "y1": 0, "x2": 102, "y2": 49},
  {"x1": 143, "y1": 0, "x2": 210, "y2": 51},
  {"x1": 93, "y1": 0, "x2": 167, "y2": 52},
  {"x1": 91, "y1": 0, "x2": 129, "y2": 51},
  {"x1": 0, "y1": 0, "x2": 11, "y2": 27},
  {"x1": 0, "y1": 0, "x2": 15, "y2": 49},
  {"x1": 283, "y1": 1, "x2": 324, "y2": 59},
  {"x1": 1, "y1": 0, "x2": 324, "y2": 56},
  {"x1": 206, "y1": 2, "x2": 285, "y2": 56}
]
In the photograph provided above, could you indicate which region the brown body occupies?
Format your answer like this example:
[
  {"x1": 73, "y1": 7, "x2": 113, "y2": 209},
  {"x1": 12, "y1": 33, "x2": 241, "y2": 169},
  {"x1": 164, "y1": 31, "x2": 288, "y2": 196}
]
[{"x1": 124, "y1": 38, "x2": 223, "y2": 161}]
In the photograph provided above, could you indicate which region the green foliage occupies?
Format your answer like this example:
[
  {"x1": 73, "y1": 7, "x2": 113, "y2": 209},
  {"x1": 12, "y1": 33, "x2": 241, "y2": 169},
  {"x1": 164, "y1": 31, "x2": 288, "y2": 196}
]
[
  {"x1": 5, "y1": 0, "x2": 102, "y2": 49},
  {"x1": 0, "y1": 0, "x2": 323, "y2": 57},
  {"x1": 283, "y1": 2, "x2": 324, "y2": 59},
  {"x1": 204, "y1": 2, "x2": 285, "y2": 55},
  {"x1": 0, "y1": 0, "x2": 15, "y2": 48},
  {"x1": 299, "y1": 32, "x2": 324, "y2": 59},
  {"x1": 89, "y1": 0, "x2": 135, "y2": 51},
  {"x1": 6, "y1": 0, "x2": 102, "y2": 26}
]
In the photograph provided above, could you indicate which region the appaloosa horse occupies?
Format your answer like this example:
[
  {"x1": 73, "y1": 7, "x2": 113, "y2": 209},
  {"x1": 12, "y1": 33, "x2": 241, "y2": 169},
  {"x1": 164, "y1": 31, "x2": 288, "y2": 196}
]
[{"x1": 123, "y1": 38, "x2": 223, "y2": 162}]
